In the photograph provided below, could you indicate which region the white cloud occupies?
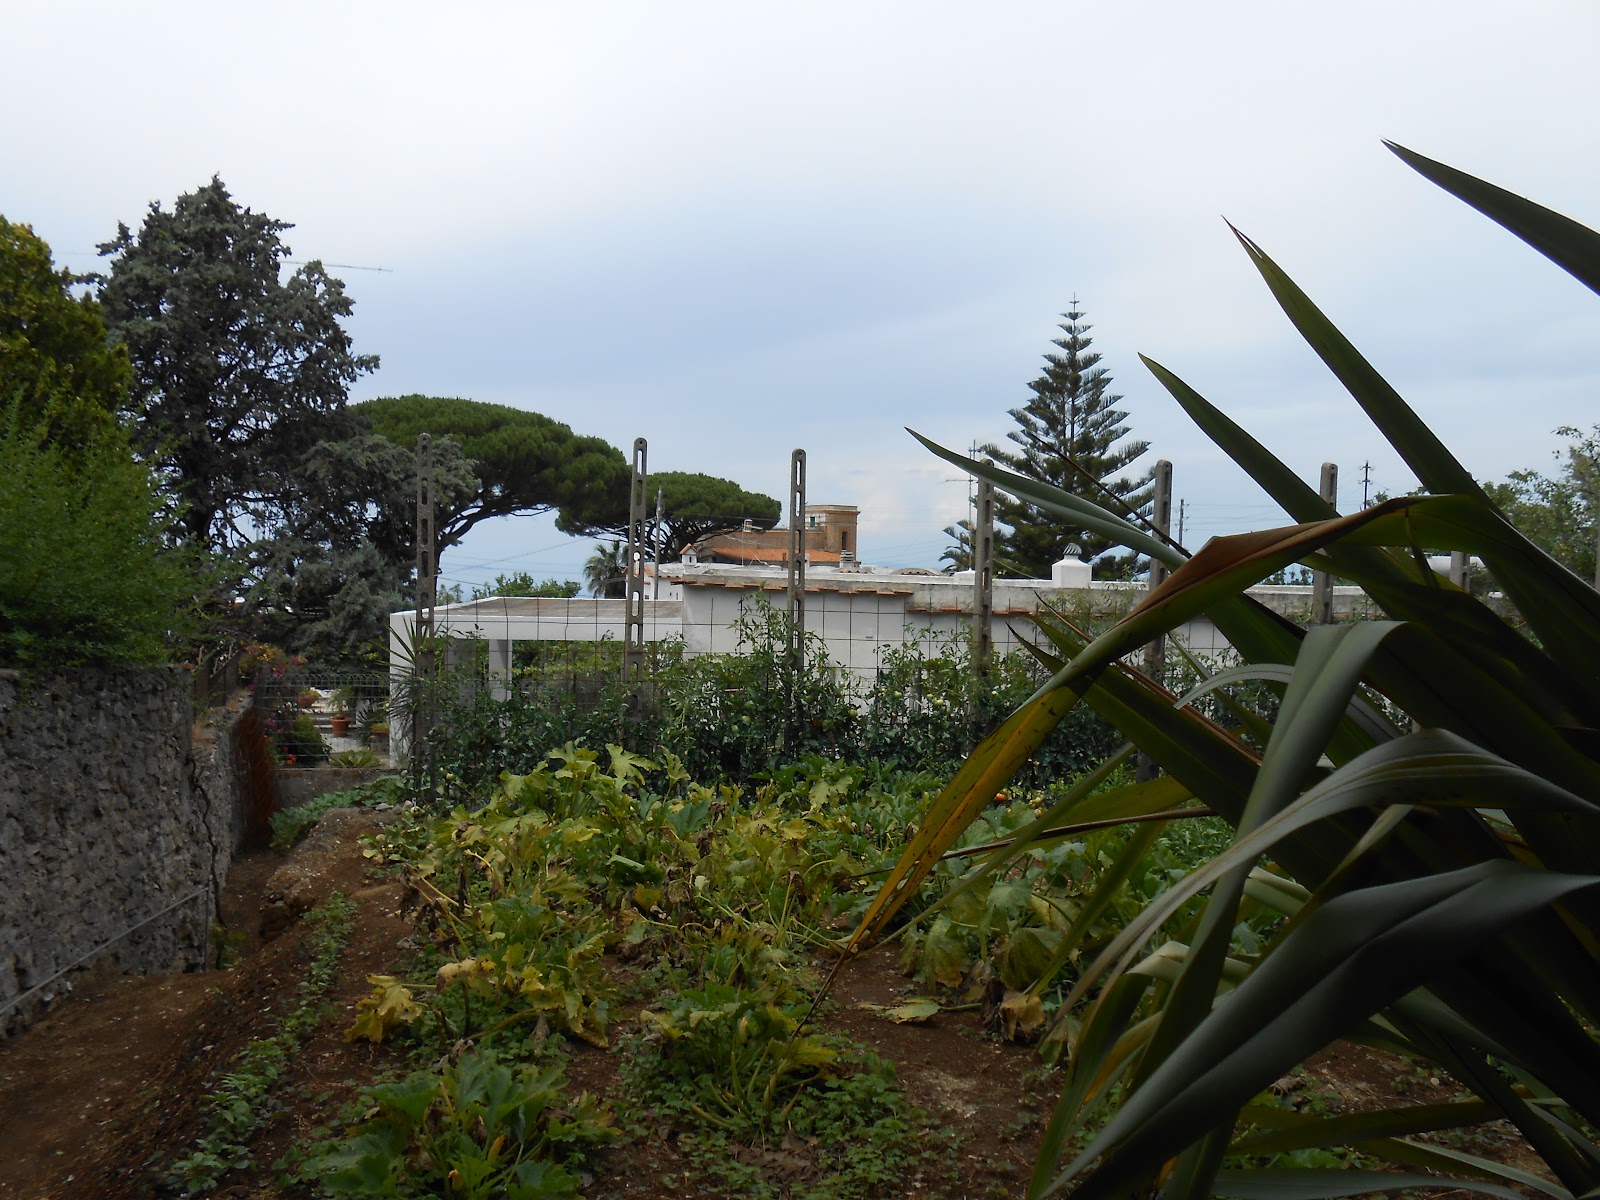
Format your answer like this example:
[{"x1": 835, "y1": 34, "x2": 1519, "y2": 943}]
[{"x1": 8, "y1": 0, "x2": 1600, "y2": 590}]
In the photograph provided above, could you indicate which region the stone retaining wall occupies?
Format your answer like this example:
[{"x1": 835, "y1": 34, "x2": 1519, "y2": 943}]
[{"x1": 0, "y1": 666, "x2": 251, "y2": 1035}]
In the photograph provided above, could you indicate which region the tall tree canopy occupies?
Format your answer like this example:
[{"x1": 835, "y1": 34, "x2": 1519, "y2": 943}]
[
  {"x1": 91, "y1": 180, "x2": 440, "y2": 662},
  {"x1": 356, "y1": 395, "x2": 630, "y2": 548},
  {"x1": 1, "y1": 221, "x2": 200, "y2": 668},
  {"x1": 984, "y1": 303, "x2": 1151, "y2": 579},
  {"x1": 0, "y1": 216, "x2": 130, "y2": 454},
  {"x1": 1485, "y1": 424, "x2": 1600, "y2": 586},
  {"x1": 97, "y1": 177, "x2": 377, "y2": 552},
  {"x1": 568, "y1": 469, "x2": 781, "y2": 556},
  {"x1": 470, "y1": 572, "x2": 580, "y2": 600},
  {"x1": 242, "y1": 432, "x2": 476, "y2": 663}
]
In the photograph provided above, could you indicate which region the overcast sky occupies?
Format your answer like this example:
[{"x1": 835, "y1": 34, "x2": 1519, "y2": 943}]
[{"x1": 8, "y1": 2, "x2": 1599, "y2": 593}]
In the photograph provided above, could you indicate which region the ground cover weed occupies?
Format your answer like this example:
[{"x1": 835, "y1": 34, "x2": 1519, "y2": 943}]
[
  {"x1": 622, "y1": 987, "x2": 933, "y2": 1200},
  {"x1": 168, "y1": 893, "x2": 354, "y2": 1194},
  {"x1": 269, "y1": 773, "x2": 408, "y2": 851},
  {"x1": 295, "y1": 1047, "x2": 614, "y2": 1199}
]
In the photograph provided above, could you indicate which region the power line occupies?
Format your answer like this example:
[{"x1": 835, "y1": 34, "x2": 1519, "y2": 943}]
[{"x1": 284, "y1": 260, "x2": 392, "y2": 273}]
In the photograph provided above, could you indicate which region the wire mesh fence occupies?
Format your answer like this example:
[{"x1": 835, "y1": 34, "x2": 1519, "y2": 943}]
[
  {"x1": 250, "y1": 668, "x2": 391, "y2": 767},
  {"x1": 380, "y1": 574, "x2": 1359, "y2": 808},
  {"x1": 399, "y1": 603, "x2": 1138, "y2": 810}
]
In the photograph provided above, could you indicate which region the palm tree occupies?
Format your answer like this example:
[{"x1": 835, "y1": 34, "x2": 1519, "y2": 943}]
[
  {"x1": 583, "y1": 540, "x2": 628, "y2": 598},
  {"x1": 939, "y1": 519, "x2": 974, "y2": 573}
]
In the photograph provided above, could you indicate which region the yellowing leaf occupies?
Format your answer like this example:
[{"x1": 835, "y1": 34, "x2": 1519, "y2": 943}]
[
  {"x1": 561, "y1": 820, "x2": 600, "y2": 845},
  {"x1": 437, "y1": 957, "x2": 496, "y2": 989},
  {"x1": 855, "y1": 997, "x2": 941, "y2": 1024},
  {"x1": 922, "y1": 917, "x2": 970, "y2": 988},
  {"x1": 345, "y1": 975, "x2": 420, "y2": 1044},
  {"x1": 999, "y1": 989, "x2": 1046, "y2": 1041}
]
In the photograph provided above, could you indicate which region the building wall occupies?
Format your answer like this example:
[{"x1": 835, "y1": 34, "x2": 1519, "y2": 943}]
[
  {"x1": 0, "y1": 667, "x2": 251, "y2": 1035},
  {"x1": 388, "y1": 569, "x2": 1383, "y2": 706}
]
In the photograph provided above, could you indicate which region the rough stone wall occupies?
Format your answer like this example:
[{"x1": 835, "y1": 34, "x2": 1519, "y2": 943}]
[{"x1": 0, "y1": 666, "x2": 249, "y2": 1035}]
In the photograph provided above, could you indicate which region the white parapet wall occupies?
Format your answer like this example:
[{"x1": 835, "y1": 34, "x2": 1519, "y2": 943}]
[
  {"x1": 384, "y1": 560, "x2": 1383, "y2": 762},
  {"x1": 389, "y1": 560, "x2": 1379, "y2": 709}
]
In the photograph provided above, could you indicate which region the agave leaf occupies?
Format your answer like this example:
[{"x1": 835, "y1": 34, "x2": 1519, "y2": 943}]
[
  {"x1": 840, "y1": 682, "x2": 1085, "y2": 952},
  {"x1": 1235, "y1": 231, "x2": 1600, "y2": 673},
  {"x1": 1241, "y1": 869, "x2": 1308, "y2": 916},
  {"x1": 1140, "y1": 355, "x2": 1340, "y2": 526},
  {"x1": 1027, "y1": 973, "x2": 1153, "y2": 1200},
  {"x1": 1138, "y1": 353, "x2": 1600, "y2": 712},
  {"x1": 1232, "y1": 226, "x2": 1480, "y2": 502},
  {"x1": 1177, "y1": 660, "x2": 1401, "y2": 748},
  {"x1": 1387, "y1": 140, "x2": 1600, "y2": 298},
  {"x1": 1065, "y1": 725, "x2": 1600, "y2": 1026},
  {"x1": 1358, "y1": 1134, "x2": 1577, "y2": 1200},
  {"x1": 1061, "y1": 625, "x2": 1419, "y2": 1018},
  {"x1": 1392, "y1": 1004, "x2": 1600, "y2": 1191},
  {"x1": 1230, "y1": 1100, "x2": 1496, "y2": 1154},
  {"x1": 1044, "y1": 863, "x2": 1600, "y2": 1200},
  {"x1": 1210, "y1": 1166, "x2": 1533, "y2": 1200},
  {"x1": 1124, "y1": 940, "x2": 1251, "y2": 989},
  {"x1": 1128, "y1": 625, "x2": 1403, "y2": 1099}
]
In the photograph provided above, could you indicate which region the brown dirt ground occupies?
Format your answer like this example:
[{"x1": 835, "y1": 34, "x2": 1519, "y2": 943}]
[{"x1": 0, "y1": 811, "x2": 1551, "y2": 1200}]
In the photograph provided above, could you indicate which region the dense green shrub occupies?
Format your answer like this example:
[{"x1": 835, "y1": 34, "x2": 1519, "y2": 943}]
[
  {"x1": 0, "y1": 399, "x2": 202, "y2": 668},
  {"x1": 408, "y1": 600, "x2": 1121, "y2": 802},
  {"x1": 858, "y1": 625, "x2": 1120, "y2": 784},
  {"x1": 658, "y1": 599, "x2": 859, "y2": 780},
  {"x1": 275, "y1": 712, "x2": 330, "y2": 765}
]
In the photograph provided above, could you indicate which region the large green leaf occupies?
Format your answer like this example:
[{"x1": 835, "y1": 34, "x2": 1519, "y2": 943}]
[
  {"x1": 1210, "y1": 1167, "x2": 1533, "y2": 1200},
  {"x1": 1235, "y1": 232, "x2": 1600, "y2": 674},
  {"x1": 1387, "y1": 140, "x2": 1600, "y2": 298},
  {"x1": 1044, "y1": 863, "x2": 1600, "y2": 1199}
]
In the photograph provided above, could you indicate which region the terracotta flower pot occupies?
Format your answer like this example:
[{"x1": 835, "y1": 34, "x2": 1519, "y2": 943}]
[{"x1": 330, "y1": 714, "x2": 351, "y2": 737}]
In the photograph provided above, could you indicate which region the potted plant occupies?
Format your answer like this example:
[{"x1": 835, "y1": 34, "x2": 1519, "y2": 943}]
[
  {"x1": 297, "y1": 686, "x2": 321, "y2": 709},
  {"x1": 328, "y1": 685, "x2": 356, "y2": 736},
  {"x1": 367, "y1": 720, "x2": 389, "y2": 750}
]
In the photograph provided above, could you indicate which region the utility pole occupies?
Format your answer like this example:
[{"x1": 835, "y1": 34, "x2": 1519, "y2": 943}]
[
  {"x1": 1361, "y1": 462, "x2": 1373, "y2": 509},
  {"x1": 971, "y1": 460, "x2": 995, "y2": 745},
  {"x1": 1312, "y1": 462, "x2": 1337, "y2": 624},
  {"x1": 622, "y1": 438, "x2": 647, "y2": 692},
  {"x1": 973, "y1": 462, "x2": 995, "y2": 677},
  {"x1": 412, "y1": 433, "x2": 437, "y2": 804},
  {"x1": 652, "y1": 485, "x2": 665, "y2": 601},
  {"x1": 785, "y1": 450, "x2": 808, "y2": 746},
  {"x1": 786, "y1": 449, "x2": 807, "y2": 668},
  {"x1": 1137, "y1": 459, "x2": 1173, "y2": 784}
]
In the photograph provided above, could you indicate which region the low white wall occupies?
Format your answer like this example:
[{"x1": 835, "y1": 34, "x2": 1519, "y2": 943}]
[{"x1": 389, "y1": 568, "x2": 1379, "y2": 703}]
